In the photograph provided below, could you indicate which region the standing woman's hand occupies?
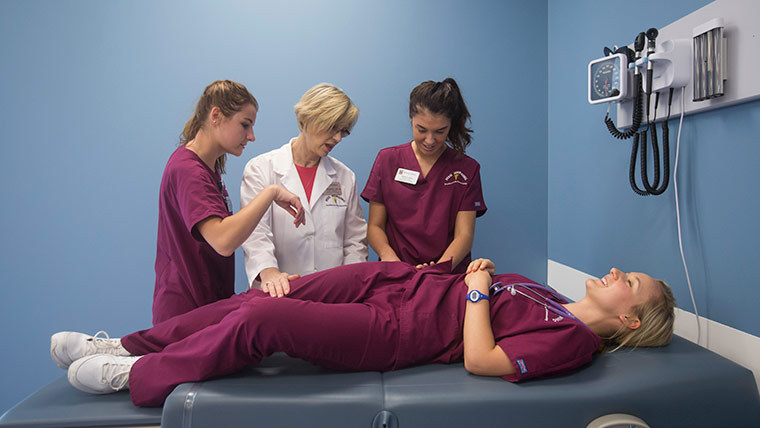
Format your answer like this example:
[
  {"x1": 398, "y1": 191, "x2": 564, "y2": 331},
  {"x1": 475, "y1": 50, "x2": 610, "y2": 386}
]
[
  {"x1": 415, "y1": 261, "x2": 436, "y2": 269},
  {"x1": 260, "y1": 267, "x2": 300, "y2": 297},
  {"x1": 268, "y1": 185, "x2": 306, "y2": 227}
]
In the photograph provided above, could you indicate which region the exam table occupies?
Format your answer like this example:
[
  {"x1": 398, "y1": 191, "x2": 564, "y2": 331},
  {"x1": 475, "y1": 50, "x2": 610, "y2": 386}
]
[{"x1": 2, "y1": 336, "x2": 758, "y2": 428}]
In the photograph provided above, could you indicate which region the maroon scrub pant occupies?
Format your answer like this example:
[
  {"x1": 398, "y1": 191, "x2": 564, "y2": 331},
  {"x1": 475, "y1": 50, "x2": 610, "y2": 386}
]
[{"x1": 121, "y1": 262, "x2": 416, "y2": 407}]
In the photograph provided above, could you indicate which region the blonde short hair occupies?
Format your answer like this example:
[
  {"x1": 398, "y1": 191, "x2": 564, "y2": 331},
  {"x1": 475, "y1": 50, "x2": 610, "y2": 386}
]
[
  {"x1": 602, "y1": 279, "x2": 676, "y2": 353},
  {"x1": 294, "y1": 83, "x2": 359, "y2": 135}
]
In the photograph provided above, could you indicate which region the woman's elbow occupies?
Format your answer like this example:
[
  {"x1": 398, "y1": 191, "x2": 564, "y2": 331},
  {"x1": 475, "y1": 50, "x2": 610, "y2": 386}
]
[
  {"x1": 463, "y1": 356, "x2": 488, "y2": 376},
  {"x1": 463, "y1": 352, "x2": 514, "y2": 377},
  {"x1": 197, "y1": 217, "x2": 236, "y2": 257},
  {"x1": 211, "y1": 245, "x2": 236, "y2": 258},
  {"x1": 206, "y1": 239, "x2": 236, "y2": 257}
]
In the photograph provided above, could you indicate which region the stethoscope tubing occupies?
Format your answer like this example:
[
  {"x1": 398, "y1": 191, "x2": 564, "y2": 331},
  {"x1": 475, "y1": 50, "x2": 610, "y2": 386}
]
[{"x1": 489, "y1": 281, "x2": 577, "y2": 321}]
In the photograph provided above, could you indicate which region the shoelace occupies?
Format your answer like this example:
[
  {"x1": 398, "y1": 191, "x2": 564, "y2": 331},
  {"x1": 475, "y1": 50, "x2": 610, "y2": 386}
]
[
  {"x1": 89, "y1": 331, "x2": 125, "y2": 355},
  {"x1": 100, "y1": 358, "x2": 134, "y2": 391}
]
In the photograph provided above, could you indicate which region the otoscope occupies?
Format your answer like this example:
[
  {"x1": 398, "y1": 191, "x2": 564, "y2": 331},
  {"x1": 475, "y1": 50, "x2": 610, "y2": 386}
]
[{"x1": 645, "y1": 28, "x2": 658, "y2": 115}]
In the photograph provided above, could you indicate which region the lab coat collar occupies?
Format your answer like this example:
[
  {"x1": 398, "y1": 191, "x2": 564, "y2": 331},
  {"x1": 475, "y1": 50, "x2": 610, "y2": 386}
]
[{"x1": 275, "y1": 140, "x2": 338, "y2": 210}]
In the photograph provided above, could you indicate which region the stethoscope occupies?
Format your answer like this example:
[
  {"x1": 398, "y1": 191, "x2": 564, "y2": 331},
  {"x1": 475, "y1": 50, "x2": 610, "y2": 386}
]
[
  {"x1": 489, "y1": 281, "x2": 577, "y2": 323},
  {"x1": 217, "y1": 179, "x2": 233, "y2": 213}
]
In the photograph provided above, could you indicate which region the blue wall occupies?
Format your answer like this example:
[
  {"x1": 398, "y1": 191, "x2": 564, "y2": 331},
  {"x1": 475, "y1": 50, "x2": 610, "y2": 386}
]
[
  {"x1": 0, "y1": 0, "x2": 547, "y2": 413},
  {"x1": 548, "y1": 0, "x2": 760, "y2": 338}
]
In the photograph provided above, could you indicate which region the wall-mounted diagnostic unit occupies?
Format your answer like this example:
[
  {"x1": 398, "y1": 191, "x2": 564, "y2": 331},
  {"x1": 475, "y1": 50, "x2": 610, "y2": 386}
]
[
  {"x1": 586, "y1": 0, "x2": 759, "y2": 197},
  {"x1": 610, "y1": 0, "x2": 760, "y2": 128}
]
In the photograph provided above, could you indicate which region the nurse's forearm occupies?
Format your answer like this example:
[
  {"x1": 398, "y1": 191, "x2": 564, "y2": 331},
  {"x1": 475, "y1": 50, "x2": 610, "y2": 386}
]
[
  {"x1": 367, "y1": 201, "x2": 400, "y2": 261},
  {"x1": 343, "y1": 194, "x2": 369, "y2": 263},
  {"x1": 437, "y1": 236, "x2": 473, "y2": 268},
  {"x1": 367, "y1": 224, "x2": 400, "y2": 261},
  {"x1": 198, "y1": 186, "x2": 278, "y2": 257},
  {"x1": 437, "y1": 211, "x2": 476, "y2": 268}
]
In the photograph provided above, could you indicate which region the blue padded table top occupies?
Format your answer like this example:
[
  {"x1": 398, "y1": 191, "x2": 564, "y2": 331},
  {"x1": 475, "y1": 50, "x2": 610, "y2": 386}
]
[
  {"x1": 162, "y1": 353, "x2": 385, "y2": 428},
  {"x1": 3, "y1": 337, "x2": 759, "y2": 428},
  {"x1": 382, "y1": 336, "x2": 760, "y2": 428},
  {"x1": 0, "y1": 376, "x2": 161, "y2": 428}
]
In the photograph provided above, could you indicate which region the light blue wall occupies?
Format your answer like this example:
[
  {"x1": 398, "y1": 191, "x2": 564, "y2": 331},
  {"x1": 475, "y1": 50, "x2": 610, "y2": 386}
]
[
  {"x1": 0, "y1": 0, "x2": 547, "y2": 413},
  {"x1": 548, "y1": 0, "x2": 760, "y2": 338}
]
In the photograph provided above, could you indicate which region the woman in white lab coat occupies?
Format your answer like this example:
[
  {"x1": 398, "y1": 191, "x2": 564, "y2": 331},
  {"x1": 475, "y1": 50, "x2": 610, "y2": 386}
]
[{"x1": 240, "y1": 83, "x2": 368, "y2": 297}]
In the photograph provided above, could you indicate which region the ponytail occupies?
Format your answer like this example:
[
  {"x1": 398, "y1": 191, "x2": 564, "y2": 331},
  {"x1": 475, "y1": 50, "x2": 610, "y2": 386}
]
[
  {"x1": 180, "y1": 80, "x2": 258, "y2": 174},
  {"x1": 409, "y1": 77, "x2": 472, "y2": 155}
]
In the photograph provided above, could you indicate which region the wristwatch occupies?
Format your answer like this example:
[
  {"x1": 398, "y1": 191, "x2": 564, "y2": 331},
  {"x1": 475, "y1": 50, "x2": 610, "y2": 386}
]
[{"x1": 466, "y1": 289, "x2": 490, "y2": 303}]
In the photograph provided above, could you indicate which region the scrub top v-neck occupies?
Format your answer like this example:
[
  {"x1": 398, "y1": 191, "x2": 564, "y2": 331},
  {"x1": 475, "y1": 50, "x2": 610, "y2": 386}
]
[{"x1": 362, "y1": 142, "x2": 487, "y2": 273}]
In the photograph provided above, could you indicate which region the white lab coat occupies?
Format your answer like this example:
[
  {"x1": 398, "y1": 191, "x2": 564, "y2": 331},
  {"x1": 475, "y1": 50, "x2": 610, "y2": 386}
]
[{"x1": 240, "y1": 140, "x2": 368, "y2": 288}]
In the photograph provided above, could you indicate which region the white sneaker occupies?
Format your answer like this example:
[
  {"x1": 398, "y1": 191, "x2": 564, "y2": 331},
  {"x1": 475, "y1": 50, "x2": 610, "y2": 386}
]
[
  {"x1": 51, "y1": 331, "x2": 130, "y2": 369},
  {"x1": 68, "y1": 354, "x2": 139, "y2": 394}
]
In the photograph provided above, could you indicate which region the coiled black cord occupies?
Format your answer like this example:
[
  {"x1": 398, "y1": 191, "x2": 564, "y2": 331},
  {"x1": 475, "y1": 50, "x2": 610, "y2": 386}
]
[
  {"x1": 629, "y1": 132, "x2": 650, "y2": 195},
  {"x1": 629, "y1": 88, "x2": 672, "y2": 195},
  {"x1": 604, "y1": 72, "x2": 643, "y2": 139}
]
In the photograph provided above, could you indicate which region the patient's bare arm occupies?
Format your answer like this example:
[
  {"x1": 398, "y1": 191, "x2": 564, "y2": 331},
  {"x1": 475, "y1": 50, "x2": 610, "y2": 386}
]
[{"x1": 462, "y1": 259, "x2": 514, "y2": 376}]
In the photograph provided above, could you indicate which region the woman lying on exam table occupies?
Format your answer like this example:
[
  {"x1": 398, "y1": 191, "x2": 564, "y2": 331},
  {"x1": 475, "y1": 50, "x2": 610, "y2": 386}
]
[
  {"x1": 50, "y1": 258, "x2": 675, "y2": 407},
  {"x1": 151, "y1": 80, "x2": 305, "y2": 325},
  {"x1": 240, "y1": 83, "x2": 367, "y2": 297}
]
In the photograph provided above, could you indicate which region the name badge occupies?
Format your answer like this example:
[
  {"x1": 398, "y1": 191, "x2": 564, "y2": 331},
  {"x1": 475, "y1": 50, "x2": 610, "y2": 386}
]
[
  {"x1": 326, "y1": 181, "x2": 342, "y2": 196},
  {"x1": 394, "y1": 168, "x2": 420, "y2": 185}
]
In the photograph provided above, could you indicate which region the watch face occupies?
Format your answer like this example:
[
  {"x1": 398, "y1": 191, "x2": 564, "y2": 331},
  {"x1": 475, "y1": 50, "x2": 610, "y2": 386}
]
[{"x1": 467, "y1": 290, "x2": 487, "y2": 302}]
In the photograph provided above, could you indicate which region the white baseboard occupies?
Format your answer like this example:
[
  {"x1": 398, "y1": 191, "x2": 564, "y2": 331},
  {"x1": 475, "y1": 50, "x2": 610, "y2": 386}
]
[{"x1": 547, "y1": 259, "x2": 760, "y2": 396}]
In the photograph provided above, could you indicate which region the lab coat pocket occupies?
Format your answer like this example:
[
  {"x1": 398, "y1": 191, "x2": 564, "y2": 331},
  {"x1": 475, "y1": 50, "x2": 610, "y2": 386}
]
[{"x1": 321, "y1": 239, "x2": 342, "y2": 249}]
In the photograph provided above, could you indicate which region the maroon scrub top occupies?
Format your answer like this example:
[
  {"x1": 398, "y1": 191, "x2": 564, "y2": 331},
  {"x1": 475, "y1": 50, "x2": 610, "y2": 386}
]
[
  {"x1": 362, "y1": 142, "x2": 487, "y2": 273},
  {"x1": 488, "y1": 280, "x2": 602, "y2": 382},
  {"x1": 152, "y1": 146, "x2": 234, "y2": 325},
  {"x1": 394, "y1": 262, "x2": 601, "y2": 381}
]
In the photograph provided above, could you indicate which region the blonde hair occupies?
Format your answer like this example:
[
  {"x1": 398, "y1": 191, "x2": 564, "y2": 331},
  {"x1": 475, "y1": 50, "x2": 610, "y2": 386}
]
[
  {"x1": 294, "y1": 83, "x2": 359, "y2": 135},
  {"x1": 180, "y1": 80, "x2": 258, "y2": 174},
  {"x1": 602, "y1": 279, "x2": 676, "y2": 353}
]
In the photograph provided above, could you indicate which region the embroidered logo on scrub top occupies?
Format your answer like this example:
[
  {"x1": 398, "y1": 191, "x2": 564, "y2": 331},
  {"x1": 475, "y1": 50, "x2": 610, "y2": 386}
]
[
  {"x1": 443, "y1": 170, "x2": 468, "y2": 186},
  {"x1": 516, "y1": 359, "x2": 528, "y2": 374},
  {"x1": 324, "y1": 182, "x2": 347, "y2": 207}
]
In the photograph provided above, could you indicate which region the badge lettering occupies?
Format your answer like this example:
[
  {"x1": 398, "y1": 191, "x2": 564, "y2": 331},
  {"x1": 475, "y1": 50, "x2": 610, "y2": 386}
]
[
  {"x1": 395, "y1": 168, "x2": 420, "y2": 185},
  {"x1": 325, "y1": 182, "x2": 342, "y2": 196}
]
